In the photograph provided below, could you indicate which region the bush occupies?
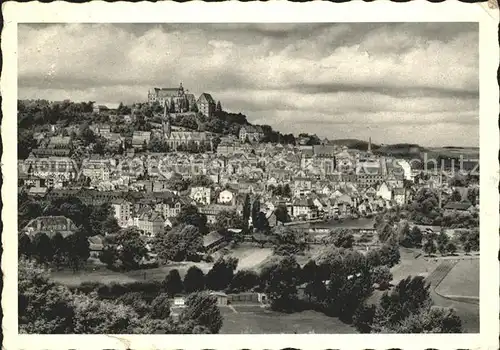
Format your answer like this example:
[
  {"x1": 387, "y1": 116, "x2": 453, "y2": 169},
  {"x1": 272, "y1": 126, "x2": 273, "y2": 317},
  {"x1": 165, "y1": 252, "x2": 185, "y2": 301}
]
[{"x1": 372, "y1": 266, "x2": 393, "y2": 290}]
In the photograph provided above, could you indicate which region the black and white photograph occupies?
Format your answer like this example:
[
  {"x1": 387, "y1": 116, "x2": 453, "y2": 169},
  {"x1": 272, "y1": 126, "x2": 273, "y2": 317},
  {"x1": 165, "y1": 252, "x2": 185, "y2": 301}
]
[{"x1": 3, "y1": 1, "x2": 499, "y2": 348}]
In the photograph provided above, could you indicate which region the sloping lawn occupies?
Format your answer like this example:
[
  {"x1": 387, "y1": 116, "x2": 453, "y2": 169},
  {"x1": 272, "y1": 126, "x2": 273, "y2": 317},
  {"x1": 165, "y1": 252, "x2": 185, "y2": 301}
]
[
  {"x1": 219, "y1": 307, "x2": 356, "y2": 334},
  {"x1": 435, "y1": 259, "x2": 479, "y2": 298}
]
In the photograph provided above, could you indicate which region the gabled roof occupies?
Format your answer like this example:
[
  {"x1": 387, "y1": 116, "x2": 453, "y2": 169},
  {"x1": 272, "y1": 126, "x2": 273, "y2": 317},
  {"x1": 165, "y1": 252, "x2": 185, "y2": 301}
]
[{"x1": 198, "y1": 93, "x2": 215, "y2": 104}]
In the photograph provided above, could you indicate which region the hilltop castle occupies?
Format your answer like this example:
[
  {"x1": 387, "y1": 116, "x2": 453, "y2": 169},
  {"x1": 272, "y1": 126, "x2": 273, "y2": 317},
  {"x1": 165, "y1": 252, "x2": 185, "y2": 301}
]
[{"x1": 148, "y1": 83, "x2": 216, "y2": 117}]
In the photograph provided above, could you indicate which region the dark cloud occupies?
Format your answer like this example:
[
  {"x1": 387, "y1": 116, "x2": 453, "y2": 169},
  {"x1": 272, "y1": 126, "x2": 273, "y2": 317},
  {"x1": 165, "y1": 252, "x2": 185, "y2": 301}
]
[{"x1": 18, "y1": 22, "x2": 479, "y2": 146}]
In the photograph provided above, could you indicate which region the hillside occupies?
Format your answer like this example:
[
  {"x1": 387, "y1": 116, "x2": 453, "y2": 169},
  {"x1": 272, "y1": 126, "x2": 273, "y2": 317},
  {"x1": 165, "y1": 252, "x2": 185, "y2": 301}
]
[
  {"x1": 375, "y1": 143, "x2": 428, "y2": 156},
  {"x1": 328, "y1": 139, "x2": 378, "y2": 151}
]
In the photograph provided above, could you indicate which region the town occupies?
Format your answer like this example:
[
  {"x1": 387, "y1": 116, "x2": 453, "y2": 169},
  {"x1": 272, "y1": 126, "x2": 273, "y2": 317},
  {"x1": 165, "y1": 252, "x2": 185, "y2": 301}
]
[{"x1": 18, "y1": 83, "x2": 480, "y2": 334}]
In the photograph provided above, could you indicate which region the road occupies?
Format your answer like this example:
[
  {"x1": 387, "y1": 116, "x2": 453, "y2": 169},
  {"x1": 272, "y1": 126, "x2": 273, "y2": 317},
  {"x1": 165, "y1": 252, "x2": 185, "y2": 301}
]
[{"x1": 426, "y1": 260, "x2": 479, "y2": 333}]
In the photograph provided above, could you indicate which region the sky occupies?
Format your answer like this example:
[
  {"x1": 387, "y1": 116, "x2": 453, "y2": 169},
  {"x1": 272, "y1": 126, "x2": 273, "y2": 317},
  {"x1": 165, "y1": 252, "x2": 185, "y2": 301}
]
[{"x1": 18, "y1": 23, "x2": 479, "y2": 147}]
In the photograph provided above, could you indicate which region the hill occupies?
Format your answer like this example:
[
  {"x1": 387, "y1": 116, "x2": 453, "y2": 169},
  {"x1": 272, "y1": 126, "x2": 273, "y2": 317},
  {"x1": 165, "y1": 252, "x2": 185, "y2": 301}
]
[
  {"x1": 328, "y1": 139, "x2": 378, "y2": 151},
  {"x1": 375, "y1": 143, "x2": 429, "y2": 156}
]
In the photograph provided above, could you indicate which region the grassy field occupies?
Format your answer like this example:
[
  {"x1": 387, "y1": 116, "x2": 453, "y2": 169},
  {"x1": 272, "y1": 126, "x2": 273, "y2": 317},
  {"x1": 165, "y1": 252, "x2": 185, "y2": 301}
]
[
  {"x1": 50, "y1": 261, "x2": 213, "y2": 287},
  {"x1": 390, "y1": 248, "x2": 441, "y2": 283},
  {"x1": 435, "y1": 259, "x2": 479, "y2": 298},
  {"x1": 225, "y1": 245, "x2": 274, "y2": 271},
  {"x1": 219, "y1": 306, "x2": 356, "y2": 334}
]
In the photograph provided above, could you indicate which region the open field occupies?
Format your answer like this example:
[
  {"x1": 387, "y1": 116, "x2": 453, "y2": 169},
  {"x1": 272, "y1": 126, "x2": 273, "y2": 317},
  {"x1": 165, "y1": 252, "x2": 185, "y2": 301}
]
[
  {"x1": 426, "y1": 259, "x2": 479, "y2": 333},
  {"x1": 219, "y1": 307, "x2": 356, "y2": 334},
  {"x1": 226, "y1": 245, "x2": 274, "y2": 271},
  {"x1": 50, "y1": 261, "x2": 213, "y2": 287},
  {"x1": 390, "y1": 248, "x2": 441, "y2": 283},
  {"x1": 435, "y1": 259, "x2": 479, "y2": 298}
]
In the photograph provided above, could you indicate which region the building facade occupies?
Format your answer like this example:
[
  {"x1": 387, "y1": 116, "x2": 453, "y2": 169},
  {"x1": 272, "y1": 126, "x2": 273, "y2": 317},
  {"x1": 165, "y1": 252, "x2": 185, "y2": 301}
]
[{"x1": 197, "y1": 93, "x2": 216, "y2": 118}]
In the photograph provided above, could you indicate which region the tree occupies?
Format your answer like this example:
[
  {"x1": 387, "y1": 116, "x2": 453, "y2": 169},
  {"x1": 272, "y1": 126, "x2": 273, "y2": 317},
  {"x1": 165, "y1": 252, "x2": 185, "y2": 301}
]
[
  {"x1": 437, "y1": 232, "x2": 450, "y2": 255},
  {"x1": 148, "y1": 136, "x2": 169, "y2": 153},
  {"x1": 115, "y1": 292, "x2": 151, "y2": 317},
  {"x1": 283, "y1": 184, "x2": 292, "y2": 198},
  {"x1": 190, "y1": 175, "x2": 213, "y2": 187},
  {"x1": 408, "y1": 226, "x2": 423, "y2": 247},
  {"x1": 275, "y1": 204, "x2": 291, "y2": 224},
  {"x1": 353, "y1": 303, "x2": 377, "y2": 333},
  {"x1": 32, "y1": 232, "x2": 54, "y2": 264},
  {"x1": 115, "y1": 228, "x2": 148, "y2": 270},
  {"x1": 150, "y1": 293, "x2": 171, "y2": 319},
  {"x1": 216, "y1": 101, "x2": 222, "y2": 112},
  {"x1": 251, "y1": 198, "x2": 261, "y2": 227},
  {"x1": 180, "y1": 292, "x2": 223, "y2": 333},
  {"x1": 19, "y1": 234, "x2": 33, "y2": 258},
  {"x1": 372, "y1": 266, "x2": 392, "y2": 290},
  {"x1": 78, "y1": 123, "x2": 96, "y2": 146},
  {"x1": 73, "y1": 293, "x2": 140, "y2": 333},
  {"x1": 205, "y1": 256, "x2": 238, "y2": 291},
  {"x1": 154, "y1": 224, "x2": 203, "y2": 262},
  {"x1": 214, "y1": 210, "x2": 245, "y2": 232},
  {"x1": 51, "y1": 232, "x2": 68, "y2": 268},
  {"x1": 463, "y1": 240, "x2": 472, "y2": 254},
  {"x1": 366, "y1": 248, "x2": 383, "y2": 267},
  {"x1": 230, "y1": 270, "x2": 260, "y2": 292},
  {"x1": 266, "y1": 255, "x2": 301, "y2": 311},
  {"x1": 183, "y1": 266, "x2": 205, "y2": 293},
  {"x1": 378, "y1": 222, "x2": 395, "y2": 243},
  {"x1": 18, "y1": 130, "x2": 38, "y2": 159},
  {"x1": 373, "y1": 276, "x2": 431, "y2": 332},
  {"x1": 449, "y1": 190, "x2": 463, "y2": 203},
  {"x1": 65, "y1": 230, "x2": 91, "y2": 271},
  {"x1": 408, "y1": 188, "x2": 441, "y2": 225},
  {"x1": 99, "y1": 245, "x2": 117, "y2": 268},
  {"x1": 378, "y1": 242, "x2": 401, "y2": 268},
  {"x1": 467, "y1": 187, "x2": 479, "y2": 206},
  {"x1": 332, "y1": 228, "x2": 355, "y2": 249},
  {"x1": 301, "y1": 259, "x2": 318, "y2": 284},
  {"x1": 273, "y1": 226, "x2": 307, "y2": 255},
  {"x1": 164, "y1": 269, "x2": 183, "y2": 297},
  {"x1": 254, "y1": 211, "x2": 270, "y2": 232},
  {"x1": 397, "y1": 221, "x2": 411, "y2": 247},
  {"x1": 446, "y1": 242, "x2": 457, "y2": 255},
  {"x1": 191, "y1": 102, "x2": 199, "y2": 113},
  {"x1": 423, "y1": 238, "x2": 437, "y2": 256},
  {"x1": 242, "y1": 194, "x2": 251, "y2": 224},
  {"x1": 176, "y1": 205, "x2": 208, "y2": 233},
  {"x1": 19, "y1": 259, "x2": 75, "y2": 334}
]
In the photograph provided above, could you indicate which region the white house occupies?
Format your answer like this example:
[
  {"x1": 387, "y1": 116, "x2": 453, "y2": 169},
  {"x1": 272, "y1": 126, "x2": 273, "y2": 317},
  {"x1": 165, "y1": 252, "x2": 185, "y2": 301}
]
[
  {"x1": 376, "y1": 182, "x2": 392, "y2": 201},
  {"x1": 190, "y1": 186, "x2": 211, "y2": 205},
  {"x1": 218, "y1": 189, "x2": 235, "y2": 204}
]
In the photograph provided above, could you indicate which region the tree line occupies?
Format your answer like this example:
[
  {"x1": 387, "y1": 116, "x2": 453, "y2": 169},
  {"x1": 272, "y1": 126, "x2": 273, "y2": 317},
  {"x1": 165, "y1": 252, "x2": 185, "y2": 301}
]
[{"x1": 19, "y1": 259, "x2": 223, "y2": 334}]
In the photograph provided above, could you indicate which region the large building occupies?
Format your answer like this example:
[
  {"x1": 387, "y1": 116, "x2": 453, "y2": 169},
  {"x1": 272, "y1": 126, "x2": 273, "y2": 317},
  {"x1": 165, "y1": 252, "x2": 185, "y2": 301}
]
[
  {"x1": 239, "y1": 125, "x2": 264, "y2": 142},
  {"x1": 162, "y1": 104, "x2": 214, "y2": 151},
  {"x1": 197, "y1": 93, "x2": 216, "y2": 118},
  {"x1": 148, "y1": 83, "x2": 195, "y2": 113}
]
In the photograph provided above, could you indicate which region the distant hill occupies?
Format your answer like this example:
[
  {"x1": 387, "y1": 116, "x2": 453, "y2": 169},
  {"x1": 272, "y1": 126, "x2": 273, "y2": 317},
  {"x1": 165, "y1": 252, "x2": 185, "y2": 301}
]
[
  {"x1": 375, "y1": 143, "x2": 429, "y2": 156},
  {"x1": 328, "y1": 139, "x2": 377, "y2": 151}
]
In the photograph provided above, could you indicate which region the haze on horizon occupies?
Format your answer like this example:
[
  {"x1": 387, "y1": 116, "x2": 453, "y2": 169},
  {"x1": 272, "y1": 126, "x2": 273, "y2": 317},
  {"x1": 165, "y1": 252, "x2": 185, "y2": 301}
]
[{"x1": 18, "y1": 23, "x2": 479, "y2": 147}]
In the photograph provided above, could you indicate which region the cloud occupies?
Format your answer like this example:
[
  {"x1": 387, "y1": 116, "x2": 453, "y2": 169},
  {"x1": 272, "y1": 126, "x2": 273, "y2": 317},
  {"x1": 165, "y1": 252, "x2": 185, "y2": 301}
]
[{"x1": 18, "y1": 23, "x2": 478, "y2": 146}]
